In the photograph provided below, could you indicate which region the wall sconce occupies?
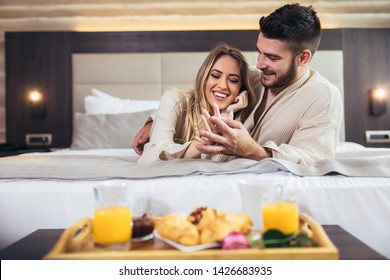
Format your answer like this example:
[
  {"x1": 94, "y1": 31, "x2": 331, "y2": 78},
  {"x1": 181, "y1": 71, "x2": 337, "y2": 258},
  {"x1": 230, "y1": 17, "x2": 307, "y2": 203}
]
[
  {"x1": 29, "y1": 90, "x2": 46, "y2": 119},
  {"x1": 370, "y1": 87, "x2": 386, "y2": 116}
]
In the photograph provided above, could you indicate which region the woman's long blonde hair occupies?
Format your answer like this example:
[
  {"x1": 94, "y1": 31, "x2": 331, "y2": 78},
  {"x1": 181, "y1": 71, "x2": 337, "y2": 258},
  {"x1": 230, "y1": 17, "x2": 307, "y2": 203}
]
[{"x1": 179, "y1": 42, "x2": 257, "y2": 143}]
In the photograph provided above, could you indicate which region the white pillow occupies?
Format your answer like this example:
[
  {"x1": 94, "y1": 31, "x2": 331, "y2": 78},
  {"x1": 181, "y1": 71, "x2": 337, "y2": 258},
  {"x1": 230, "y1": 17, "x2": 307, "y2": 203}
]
[
  {"x1": 85, "y1": 95, "x2": 121, "y2": 114},
  {"x1": 71, "y1": 110, "x2": 156, "y2": 149},
  {"x1": 85, "y1": 88, "x2": 160, "y2": 114},
  {"x1": 91, "y1": 88, "x2": 125, "y2": 106}
]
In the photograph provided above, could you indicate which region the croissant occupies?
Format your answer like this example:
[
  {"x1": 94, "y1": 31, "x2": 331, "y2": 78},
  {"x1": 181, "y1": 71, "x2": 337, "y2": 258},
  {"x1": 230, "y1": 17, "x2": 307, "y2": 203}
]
[
  {"x1": 157, "y1": 208, "x2": 253, "y2": 246},
  {"x1": 187, "y1": 207, "x2": 225, "y2": 231},
  {"x1": 223, "y1": 213, "x2": 253, "y2": 234},
  {"x1": 155, "y1": 214, "x2": 199, "y2": 246},
  {"x1": 199, "y1": 218, "x2": 233, "y2": 244},
  {"x1": 199, "y1": 213, "x2": 253, "y2": 244}
]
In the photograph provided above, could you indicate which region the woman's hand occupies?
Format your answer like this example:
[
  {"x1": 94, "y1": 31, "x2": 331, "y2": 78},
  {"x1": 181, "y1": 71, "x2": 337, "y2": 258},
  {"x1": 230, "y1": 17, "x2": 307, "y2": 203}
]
[
  {"x1": 221, "y1": 90, "x2": 248, "y2": 117},
  {"x1": 185, "y1": 102, "x2": 229, "y2": 157},
  {"x1": 197, "y1": 103, "x2": 233, "y2": 144},
  {"x1": 196, "y1": 111, "x2": 216, "y2": 145}
]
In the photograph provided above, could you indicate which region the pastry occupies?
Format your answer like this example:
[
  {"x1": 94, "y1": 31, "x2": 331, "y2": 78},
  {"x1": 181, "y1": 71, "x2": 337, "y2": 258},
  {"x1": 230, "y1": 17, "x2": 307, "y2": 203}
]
[
  {"x1": 199, "y1": 213, "x2": 253, "y2": 244},
  {"x1": 187, "y1": 207, "x2": 225, "y2": 231},
  {"x1": 199, "y1": 218, "x2": 233, "y2": 244},
  {"x1": 155, "y1": 214, "x2": 199, "y2": 246},
  {"x1": 223, "y1": 213, "x2": 253, "y2": 234},
  {"x1": 157, "y1": 208, "x2": 253, "y2": 246},
  {"x1": 187, "y1": 206, "x2": 207, "y2": 225}
]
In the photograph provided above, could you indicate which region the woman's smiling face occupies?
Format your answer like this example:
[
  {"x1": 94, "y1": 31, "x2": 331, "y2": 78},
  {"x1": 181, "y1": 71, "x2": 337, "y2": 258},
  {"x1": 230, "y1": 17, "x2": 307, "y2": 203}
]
[{"x1": 205, "y1": 55, "x2": 242, "y2": 111}]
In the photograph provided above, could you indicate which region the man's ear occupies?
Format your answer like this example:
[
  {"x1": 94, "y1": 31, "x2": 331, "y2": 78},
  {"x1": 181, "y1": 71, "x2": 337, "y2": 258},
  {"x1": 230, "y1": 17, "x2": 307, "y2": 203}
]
[{"x1": 298, "y1": 49, "x2": 312, "y2": 66}]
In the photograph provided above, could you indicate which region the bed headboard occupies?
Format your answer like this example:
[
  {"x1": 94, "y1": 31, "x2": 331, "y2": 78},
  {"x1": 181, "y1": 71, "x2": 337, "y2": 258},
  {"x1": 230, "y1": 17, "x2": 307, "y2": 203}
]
[{"x1": 72, "y1": 50, "x2": 345, "y2": 141}]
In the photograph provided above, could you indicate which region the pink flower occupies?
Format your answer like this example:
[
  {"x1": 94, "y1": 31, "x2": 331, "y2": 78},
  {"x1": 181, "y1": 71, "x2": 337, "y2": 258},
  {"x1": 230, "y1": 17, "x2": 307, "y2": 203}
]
[{"x1": 221, "y1": 231, "x2": 250, "y2": 250}]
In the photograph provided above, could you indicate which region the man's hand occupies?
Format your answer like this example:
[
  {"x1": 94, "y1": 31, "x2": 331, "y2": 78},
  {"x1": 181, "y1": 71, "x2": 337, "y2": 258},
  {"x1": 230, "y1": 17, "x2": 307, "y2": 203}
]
[
  {"x1": 194, "y1": 116, "x2": 270, "y2": 161},
  {"x1": 132, "y1": 121, "x2": 153, "y2": 155}
]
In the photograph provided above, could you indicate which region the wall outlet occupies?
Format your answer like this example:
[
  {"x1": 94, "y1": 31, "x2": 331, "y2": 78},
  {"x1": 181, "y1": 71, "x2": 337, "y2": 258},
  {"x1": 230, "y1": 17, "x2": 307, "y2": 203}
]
[
  {"x1": 365, "y1": 130, "x2": 390, "y2": 144},
  {"x1": 25, "y1": 133, "x2": 52, "y2": 146}
]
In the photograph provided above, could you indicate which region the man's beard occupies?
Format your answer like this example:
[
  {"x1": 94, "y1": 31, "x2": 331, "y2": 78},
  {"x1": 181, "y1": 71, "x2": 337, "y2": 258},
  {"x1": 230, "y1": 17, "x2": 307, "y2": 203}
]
[{"x1": 261, "y1": 59, "x2": 297, "y2": 90}]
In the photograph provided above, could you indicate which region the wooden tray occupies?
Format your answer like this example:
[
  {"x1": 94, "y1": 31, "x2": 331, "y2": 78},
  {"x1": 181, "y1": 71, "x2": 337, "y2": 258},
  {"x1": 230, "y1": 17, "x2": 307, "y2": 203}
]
[{"x1": 44, "y1": 213, "x2": 339, "y2": 260}]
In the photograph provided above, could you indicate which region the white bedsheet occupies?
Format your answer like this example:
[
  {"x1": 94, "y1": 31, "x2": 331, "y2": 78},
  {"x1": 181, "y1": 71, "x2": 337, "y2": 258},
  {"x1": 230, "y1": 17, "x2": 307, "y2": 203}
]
[{"x1": 1, "y1": 143, "x2": 390, "y2": 259}]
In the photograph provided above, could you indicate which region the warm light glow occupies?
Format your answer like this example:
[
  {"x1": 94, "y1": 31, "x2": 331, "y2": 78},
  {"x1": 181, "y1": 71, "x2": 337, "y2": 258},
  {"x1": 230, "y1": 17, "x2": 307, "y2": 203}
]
[
  {"x1": 373, "y1": 88, "x2": 386, "y2": 100},
  {"x1": 28, "y1": 90, "x2": 46, "y2": 119},
  {"x1": 29, "y1": 91, "x2": 43, "y2": 103},
  {"x1": 370, "y1": 87, "x2": 387, "y2": 115}
]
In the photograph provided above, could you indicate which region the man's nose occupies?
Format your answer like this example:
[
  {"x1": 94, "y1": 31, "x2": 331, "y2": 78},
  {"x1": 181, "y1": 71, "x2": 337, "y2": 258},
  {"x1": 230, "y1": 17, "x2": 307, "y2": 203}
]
[{"x1": 256, "y1": 55, "x2": 265, "y2": 69}]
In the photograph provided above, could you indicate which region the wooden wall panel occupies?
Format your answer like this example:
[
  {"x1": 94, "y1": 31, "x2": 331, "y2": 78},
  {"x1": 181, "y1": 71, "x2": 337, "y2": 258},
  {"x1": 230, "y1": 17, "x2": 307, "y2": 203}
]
[
  {"x1": 6, "y1": 32, "x2": 72, "y2": 147},
  {"x1": 70, "y1": 30, "x2": 341, "y2": 54},
  {"x1": 342, "y1": 29, "x2": 390, "y2": 147},
  {"x1": 71, "y1": 30, "x2": 260, "y2": 53}
]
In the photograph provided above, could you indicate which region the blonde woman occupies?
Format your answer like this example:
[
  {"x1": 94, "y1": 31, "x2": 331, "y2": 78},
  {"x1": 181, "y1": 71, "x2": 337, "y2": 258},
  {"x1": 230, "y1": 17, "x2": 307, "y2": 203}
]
[{"x1": 138, "y1": 43, "x2": 256, "y2": 163}]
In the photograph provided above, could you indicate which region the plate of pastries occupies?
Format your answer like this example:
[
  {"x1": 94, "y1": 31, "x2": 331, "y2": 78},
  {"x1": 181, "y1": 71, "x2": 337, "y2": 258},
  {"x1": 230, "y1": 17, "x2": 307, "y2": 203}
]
[{"x1": 154, "y1": 206, "x2": 253, "y2": 252}]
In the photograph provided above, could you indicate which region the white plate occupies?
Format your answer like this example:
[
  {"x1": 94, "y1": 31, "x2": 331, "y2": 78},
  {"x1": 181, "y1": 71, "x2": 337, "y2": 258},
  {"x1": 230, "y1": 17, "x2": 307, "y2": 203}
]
[
  {"x1": 154, "y1": 230, "x2": 220, "y2": 252},
  {"x1": 132, "y1": 232, "x2": 154, "y2": 243}
]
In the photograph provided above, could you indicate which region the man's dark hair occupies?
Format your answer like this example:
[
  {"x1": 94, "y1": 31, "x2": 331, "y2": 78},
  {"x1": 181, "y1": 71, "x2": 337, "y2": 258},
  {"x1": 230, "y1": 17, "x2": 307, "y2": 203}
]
[{"x1": 259, "y1": 3, "x2": 322, "y2": 56}]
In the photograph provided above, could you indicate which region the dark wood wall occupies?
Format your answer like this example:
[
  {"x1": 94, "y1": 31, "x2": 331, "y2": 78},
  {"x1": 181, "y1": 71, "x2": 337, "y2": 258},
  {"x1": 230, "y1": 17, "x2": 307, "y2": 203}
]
[
  {"x1": 5, "y1": 32, "x2": 73, "y2": 148},
  {"x1": 5, "y1": 29, "x2": 390, "y2": 148},
  {"x1": 342, "y1": 29, "x2": 390, "y2": 146}
]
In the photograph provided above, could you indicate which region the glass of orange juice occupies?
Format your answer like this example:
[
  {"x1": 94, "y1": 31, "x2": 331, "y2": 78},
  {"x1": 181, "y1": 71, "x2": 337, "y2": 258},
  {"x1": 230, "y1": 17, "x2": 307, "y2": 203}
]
[
  {"x1": 261, "y1": 183, "x2": 299, "y2": 235},
  {"x1": 262, "y1": 201, "x2": 299, "y2": 235},
  {"x1": 93, "y1": 182, "x2": 132, "y2": 250}
]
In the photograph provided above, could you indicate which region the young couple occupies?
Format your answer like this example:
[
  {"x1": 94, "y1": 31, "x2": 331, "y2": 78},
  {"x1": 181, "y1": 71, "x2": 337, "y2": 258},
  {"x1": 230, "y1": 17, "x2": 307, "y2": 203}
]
[{"x1": 135, "y1": 3, "x2": 343, "y2": 166}]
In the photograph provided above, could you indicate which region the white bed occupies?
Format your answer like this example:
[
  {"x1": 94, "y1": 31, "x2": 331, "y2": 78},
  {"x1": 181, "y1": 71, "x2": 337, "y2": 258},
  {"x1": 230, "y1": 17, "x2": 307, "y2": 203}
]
[
  {"x1": 1, "y1": 143, "x2": 390, "y2": 260},
  {"x1": 1, "y1": 50, "x2": 390, "y2": 260}
]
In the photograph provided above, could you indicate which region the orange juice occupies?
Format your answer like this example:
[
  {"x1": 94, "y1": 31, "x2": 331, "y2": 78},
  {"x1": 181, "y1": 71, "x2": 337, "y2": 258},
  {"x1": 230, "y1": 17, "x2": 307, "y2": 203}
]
[
  {"x1": 262, "y1": 201, "x2": 299, "y2": 235},
  {"x1": 93, "y1": 205, "x2": 131, "y2": 244}
]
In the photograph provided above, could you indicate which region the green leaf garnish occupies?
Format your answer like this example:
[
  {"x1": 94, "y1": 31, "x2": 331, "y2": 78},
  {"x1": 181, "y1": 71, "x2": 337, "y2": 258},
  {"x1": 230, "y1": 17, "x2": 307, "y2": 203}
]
[
  {"x1": 262, "y1": 230, "x2": 295, "y2": 248},
  {"x1": 261, "y1": 229, "x2": 313, "y2": 248}
]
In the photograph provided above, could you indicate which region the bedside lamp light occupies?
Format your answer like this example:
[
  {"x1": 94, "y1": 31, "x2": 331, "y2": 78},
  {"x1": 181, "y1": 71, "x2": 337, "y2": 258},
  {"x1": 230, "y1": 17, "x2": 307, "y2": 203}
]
[
  {"x1": 370, "y1": 87, "x2": 386, "y2": 116},
  {"x1": 29, "y1": 90, "x2": 46, "y2": 119}
]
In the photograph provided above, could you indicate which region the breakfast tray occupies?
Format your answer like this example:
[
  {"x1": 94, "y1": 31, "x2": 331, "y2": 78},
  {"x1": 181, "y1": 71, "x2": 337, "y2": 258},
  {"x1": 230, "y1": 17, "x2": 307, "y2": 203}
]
[{"x1": 44, "y1": 213, "x2": 339, "y2": 260}]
